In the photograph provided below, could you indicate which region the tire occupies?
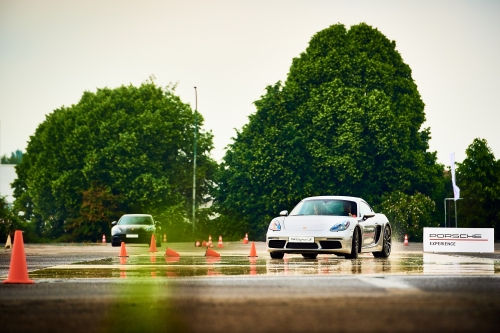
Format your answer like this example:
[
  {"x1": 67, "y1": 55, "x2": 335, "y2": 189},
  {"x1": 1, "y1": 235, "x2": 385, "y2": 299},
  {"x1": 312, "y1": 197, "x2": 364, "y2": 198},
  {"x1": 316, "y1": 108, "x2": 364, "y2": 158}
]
[
  {"x1": 345, "y1": 228, "x2": 360, "y2": 259},
  {"x1": 302, "y1": 253, "x2": 318, "y2": 259},
  {"x1": 270, "y1": 252, "x2": 285, "y2": 259},
  {"x1": 156, "y1": 242, "x2": 162, "y2": 248},
  {"x1": 111, "y1": 242, "x2": 120, "y2": 247},
  {"x1": 373, "y1": 225, "x2": 391, "y2": 258}
]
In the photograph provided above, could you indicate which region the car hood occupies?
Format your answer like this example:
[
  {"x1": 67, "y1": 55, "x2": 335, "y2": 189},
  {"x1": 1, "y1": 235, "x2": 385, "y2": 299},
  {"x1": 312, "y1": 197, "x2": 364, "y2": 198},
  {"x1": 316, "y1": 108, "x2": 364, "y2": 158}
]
[{"x1": 282, "y1": 216, "x2": 353, "y2": 231}]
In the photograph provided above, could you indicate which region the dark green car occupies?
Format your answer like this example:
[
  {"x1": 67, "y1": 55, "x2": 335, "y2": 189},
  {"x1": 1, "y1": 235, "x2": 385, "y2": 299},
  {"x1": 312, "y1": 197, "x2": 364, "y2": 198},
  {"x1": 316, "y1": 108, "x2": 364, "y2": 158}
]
[{"x1": 111, "y1": 214, "x2": 161, "y2": 247}]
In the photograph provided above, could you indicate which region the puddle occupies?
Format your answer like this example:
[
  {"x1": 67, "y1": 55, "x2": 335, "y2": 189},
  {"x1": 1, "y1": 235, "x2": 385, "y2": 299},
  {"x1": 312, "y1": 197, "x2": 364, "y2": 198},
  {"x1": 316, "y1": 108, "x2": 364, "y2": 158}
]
[
  {"x1": 423, "y1": 253, "x2": 497, "y2": 275},
  {"x1": 27, "y1": 252, "x2": 499, "y2": 279}
]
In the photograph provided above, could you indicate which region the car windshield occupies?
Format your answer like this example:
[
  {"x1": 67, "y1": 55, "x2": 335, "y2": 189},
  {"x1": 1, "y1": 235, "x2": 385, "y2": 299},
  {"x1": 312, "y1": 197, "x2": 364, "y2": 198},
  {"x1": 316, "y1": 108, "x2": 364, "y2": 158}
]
[
  {"x1": 289, "y1": 199, "x2": 357, "y2": 216},
  {"x1": 118, "y1": 216, "x2": 153, "y2": 225}
]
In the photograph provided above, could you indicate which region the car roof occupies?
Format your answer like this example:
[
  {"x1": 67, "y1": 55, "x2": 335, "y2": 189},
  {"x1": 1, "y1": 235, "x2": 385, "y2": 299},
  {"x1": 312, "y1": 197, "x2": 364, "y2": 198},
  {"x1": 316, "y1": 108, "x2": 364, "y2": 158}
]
[
  {"x1": 302, "y1": 196, "x2": 361, "y2": 202},
  {"x1": 120, "y1": 214, "x2": 153, "y2": 217}
]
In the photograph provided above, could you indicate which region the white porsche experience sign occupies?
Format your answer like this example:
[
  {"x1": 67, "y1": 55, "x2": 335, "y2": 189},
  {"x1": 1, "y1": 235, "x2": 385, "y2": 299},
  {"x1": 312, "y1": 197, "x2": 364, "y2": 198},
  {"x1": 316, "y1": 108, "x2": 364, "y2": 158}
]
[{"x1": 423, "y1": 227, "x2": 494, "y2": 253}]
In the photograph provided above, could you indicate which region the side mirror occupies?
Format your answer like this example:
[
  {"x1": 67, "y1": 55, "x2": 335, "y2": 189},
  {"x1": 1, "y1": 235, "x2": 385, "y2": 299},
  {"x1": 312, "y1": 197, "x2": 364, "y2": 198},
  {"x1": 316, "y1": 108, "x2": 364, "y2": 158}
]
[
  {"x1": 279, "y1": 210, "x2": 288, "y2": 216},
  {"x1": 111, "y1": 221, "x2": 117, "y2": 226},
  {"x1": 363, "y1": 212, "x2": 375, "y2": 220}
]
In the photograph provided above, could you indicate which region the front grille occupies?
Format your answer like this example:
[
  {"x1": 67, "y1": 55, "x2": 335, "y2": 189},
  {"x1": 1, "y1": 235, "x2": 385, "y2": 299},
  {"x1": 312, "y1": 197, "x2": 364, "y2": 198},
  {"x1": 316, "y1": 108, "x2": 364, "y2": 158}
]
[
  {"x1": 113, "y1": 233, "x2": 153, "y2": 244},
  {"x1": 269, "y1": 240, "x2": 286, "y2": 248},
  {"x1": 286, "y1": 242, "x2": 319, "y2": 249},
  {"x1": 319, "y1": 240, "x2": 342, "y2": 249}
]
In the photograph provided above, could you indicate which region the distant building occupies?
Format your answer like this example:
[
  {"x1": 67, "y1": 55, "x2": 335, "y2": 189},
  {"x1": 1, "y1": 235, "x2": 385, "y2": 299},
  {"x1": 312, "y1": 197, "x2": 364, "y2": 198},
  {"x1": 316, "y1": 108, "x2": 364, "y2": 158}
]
[{"x1": 0, "y1": 164, "x2": 17, "y2": 206}]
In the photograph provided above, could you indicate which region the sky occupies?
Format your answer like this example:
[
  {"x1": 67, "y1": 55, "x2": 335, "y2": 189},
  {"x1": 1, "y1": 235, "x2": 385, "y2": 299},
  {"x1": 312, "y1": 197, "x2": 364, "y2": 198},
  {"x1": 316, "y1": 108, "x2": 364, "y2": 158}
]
[{"x1": 0, "y1": 0, "x2": 499, "y2": 167}]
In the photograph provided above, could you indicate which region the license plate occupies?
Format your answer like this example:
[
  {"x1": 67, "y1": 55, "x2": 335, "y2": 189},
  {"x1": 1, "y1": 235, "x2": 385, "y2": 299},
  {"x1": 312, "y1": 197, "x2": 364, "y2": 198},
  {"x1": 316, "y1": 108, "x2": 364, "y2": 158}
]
[
  {"x1": 126, "y1": 234, "x2": 139, "y2": 238},
  {"x1": 289, "y1": 236, "x2": 314, "y2": 243}
]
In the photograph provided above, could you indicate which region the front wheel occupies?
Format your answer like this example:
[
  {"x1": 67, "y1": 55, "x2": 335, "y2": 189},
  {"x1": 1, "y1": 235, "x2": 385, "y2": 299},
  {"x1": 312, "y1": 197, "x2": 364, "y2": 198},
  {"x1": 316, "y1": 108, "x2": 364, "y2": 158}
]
[
  {"x1": 345, "y1": 228, "x2": 360, "y2": 259},
  {"x1": 373, "y1": 225, "x2": 391, "y2": 258},
  {"x1": 270, "y1": 252, "x2": 284, "y2": 259}
]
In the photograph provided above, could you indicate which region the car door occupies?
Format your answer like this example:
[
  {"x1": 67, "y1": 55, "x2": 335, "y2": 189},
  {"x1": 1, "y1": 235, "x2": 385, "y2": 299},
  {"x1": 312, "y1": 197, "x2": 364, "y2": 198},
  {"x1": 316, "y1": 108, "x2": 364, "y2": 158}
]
[{"x1": 359, "y1": 201, "x2": 376, "y2": 247}]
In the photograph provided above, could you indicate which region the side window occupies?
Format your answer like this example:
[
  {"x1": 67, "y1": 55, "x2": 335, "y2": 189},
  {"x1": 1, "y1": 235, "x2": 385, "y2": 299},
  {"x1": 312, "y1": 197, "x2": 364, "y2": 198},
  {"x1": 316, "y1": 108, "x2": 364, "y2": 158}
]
[{"x1": 360, "y1": 201, "x2": 373, "y2": 217}]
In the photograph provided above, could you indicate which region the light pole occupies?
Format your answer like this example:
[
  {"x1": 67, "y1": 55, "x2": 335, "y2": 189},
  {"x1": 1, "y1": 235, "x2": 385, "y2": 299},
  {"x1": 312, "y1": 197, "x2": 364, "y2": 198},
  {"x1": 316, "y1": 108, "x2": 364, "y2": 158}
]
[
  {"x1": 192, "y1": 87, "x2": 198, "y2": 235},
  {"x1": 444, "y1": 197, "x2": 462, "y2": 228}
]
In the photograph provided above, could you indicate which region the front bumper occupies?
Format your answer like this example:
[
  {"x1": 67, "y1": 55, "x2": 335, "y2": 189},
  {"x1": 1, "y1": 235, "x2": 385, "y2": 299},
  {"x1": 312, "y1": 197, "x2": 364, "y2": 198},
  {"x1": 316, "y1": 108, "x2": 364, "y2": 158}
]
[
  {"x1": 111, "y1": 233, "x2": 155, "y2": 245},
  {"x1": 266, "y1": 230, "x2": 353, "y2": 254}
]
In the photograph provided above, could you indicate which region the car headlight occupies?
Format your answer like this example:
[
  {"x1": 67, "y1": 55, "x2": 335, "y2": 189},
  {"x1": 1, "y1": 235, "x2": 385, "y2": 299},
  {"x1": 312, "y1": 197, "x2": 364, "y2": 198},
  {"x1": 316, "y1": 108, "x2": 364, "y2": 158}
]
[
  {"x1": 145, "y1": 226, "x2": 154, "y2": 232},
  {"x1": 112, "y1": 227, "x2": 122, "y2": 234},
  {"x1": 330, "y1": 221, "x2": 350, "y2": 232},
  {"x1": 268, "y1": 219, "x2": 281, "y2": 231}
]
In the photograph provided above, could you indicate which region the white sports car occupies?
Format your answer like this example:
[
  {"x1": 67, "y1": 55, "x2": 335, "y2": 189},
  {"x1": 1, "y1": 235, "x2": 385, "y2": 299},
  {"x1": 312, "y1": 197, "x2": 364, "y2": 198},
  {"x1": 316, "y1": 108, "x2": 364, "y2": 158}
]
[{"x1": 266, "y1": 196, "x2": 392, "y2": 259}]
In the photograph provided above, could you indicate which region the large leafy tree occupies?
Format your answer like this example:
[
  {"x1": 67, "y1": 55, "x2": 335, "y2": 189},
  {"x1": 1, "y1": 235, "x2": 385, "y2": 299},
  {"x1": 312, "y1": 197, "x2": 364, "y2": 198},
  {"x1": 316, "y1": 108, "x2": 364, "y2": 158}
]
[
  {"x1": 13, "y1": 82, "x2": 216, "y2": 241},
  {"x1": 214, "y1": 23, "x2": 443, "y2": 239},
  {"x1": 378, "y1": 191, "x2": 437, "y2": 241},
  {"x1": 456, "y1": 138, "x2": 500, "y2": 234}
]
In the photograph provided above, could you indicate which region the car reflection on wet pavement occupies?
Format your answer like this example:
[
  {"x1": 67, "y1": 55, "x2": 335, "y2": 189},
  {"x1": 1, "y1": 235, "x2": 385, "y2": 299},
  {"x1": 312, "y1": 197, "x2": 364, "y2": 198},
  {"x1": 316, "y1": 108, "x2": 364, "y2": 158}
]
[{"x1": 24, "y1": 243, "x2": 499, "y2": 280}]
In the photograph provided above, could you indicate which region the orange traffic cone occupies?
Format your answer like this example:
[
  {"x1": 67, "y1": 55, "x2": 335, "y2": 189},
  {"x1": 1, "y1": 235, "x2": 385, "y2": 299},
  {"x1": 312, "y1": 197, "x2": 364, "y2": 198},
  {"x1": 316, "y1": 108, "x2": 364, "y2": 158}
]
[
  {"x1": 165, "y1": 256, "x2": 180, "y2": 263},
  {"x1": 195, "y1": 240, "x2": 201, "y2": 247},
  {"x1": 202, "y1": 240, "x2": 207, "y2": 247},
  {"x1": 149, "y1": 234, "x2": 158, "y2": 253},
  {"x1": 165, "y1": 247, "x2": 180, "y2": 257},
  {"x1": 3, "y1": 230, "x2": 34, "y2": 284},
  {"x1": 249, "y1": 257, "x2": 257, "y2": 275},
  {"x1": 163, "y1": 234, "x2": 167, "y2": 243},
  {"x1": 102, "y1": 234, "x2": 106, "y2": 244},
  {"x1": 217, "y1": 235, "x2": 224, "y2": 248},
  {"x1": 206, "y1": 256, "x2": 221, "y2": 264},
  {"x1": 248, "y1": 242, "x2": 258, "y2": 257},
  {"x1": 119, "y1": 242, "x2": 129, "y2": 257},
  {"x1": 243, "y1": 233, "x2": 249, "y2": 244},
  {"x1": 208, "y1": 235, "x2": 213, "y2": 247},
  {"x1": 5, "y1": 234, "x2": 12, "y2": 249},
  {"x1": 404, "y1": 234, "x2": 409, "y2": 246},
  {"x1": 205, "y1": 247, "x2": 220, "y2": 257}
]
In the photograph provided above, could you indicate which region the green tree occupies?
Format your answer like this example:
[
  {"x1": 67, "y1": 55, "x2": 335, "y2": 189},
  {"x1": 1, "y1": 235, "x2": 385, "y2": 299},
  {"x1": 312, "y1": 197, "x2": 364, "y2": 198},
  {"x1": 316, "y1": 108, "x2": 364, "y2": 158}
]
[
  {"x1": 12, "y1": 82, "x2": 216, "y2": 241},
  {"x1": 378, "y1": 191, "x2": 437, "y2": 241},
  {"x1": 0, "y1": 195, "x2": 12, "y2": 241},
  {"x1": 214, "y1": 23, "x2": 443, "y2": 239},
  {"x1": 70, "y1": 182, "x2": 122, "y2": 240},
  {"x1": 0, "y1": 195, "x2": 27, "y2": 242},
  {"x1": 1, "y1": 150, "x2": 23, "y2": 164},
  {"x1": 456, "y1": 138, "x2": 500, "y2": 234}
]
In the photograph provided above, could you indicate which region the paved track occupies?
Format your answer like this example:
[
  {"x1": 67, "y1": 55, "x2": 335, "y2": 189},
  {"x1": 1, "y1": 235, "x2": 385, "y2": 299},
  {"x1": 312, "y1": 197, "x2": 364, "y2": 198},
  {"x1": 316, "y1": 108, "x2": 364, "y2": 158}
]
[{"x1": 1, "y1": 242, "x2": 499, "y2": 333}]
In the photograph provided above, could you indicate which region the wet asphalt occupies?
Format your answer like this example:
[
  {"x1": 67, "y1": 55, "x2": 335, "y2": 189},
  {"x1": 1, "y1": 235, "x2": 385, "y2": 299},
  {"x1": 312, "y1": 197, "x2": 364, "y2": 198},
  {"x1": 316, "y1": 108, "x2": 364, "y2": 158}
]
[{"x1": 1, "y1": 241, "x2": 499, "y2": 332}]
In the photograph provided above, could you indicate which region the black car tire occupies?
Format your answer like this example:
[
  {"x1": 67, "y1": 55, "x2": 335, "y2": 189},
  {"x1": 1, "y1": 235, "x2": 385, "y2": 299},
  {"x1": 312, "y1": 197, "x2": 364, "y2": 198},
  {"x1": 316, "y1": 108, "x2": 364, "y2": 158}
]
[
  {"x1": 345, "y1": 228, "x2": 360, "y2": 259},
  {"x1": 111, "y1": 242, "x2": 120, "y2": 247},
  {"x1": 373, "y1": 225, "x2": 391, "y2": 258},
  {"x1": 270, "y1": 252, "x2": 285, "y2": 259},
  {"x1": 156, "y1": 242, "x2": 161, "y2": 248},
  {"x1": 302, "y1": 253, "x2": 318, "y2": 259}
]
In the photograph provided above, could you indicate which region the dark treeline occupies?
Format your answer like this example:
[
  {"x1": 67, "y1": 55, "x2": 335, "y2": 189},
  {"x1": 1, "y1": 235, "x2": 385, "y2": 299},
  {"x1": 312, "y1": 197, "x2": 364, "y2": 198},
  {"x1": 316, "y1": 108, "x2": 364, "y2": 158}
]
[{"x1": 1, "y1": 24, "x2": 498, "y2": 243}]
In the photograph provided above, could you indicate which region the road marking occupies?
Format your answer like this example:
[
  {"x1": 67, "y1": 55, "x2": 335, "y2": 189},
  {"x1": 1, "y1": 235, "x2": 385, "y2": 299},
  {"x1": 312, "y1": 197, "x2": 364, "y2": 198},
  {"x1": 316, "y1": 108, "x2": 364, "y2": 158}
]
[{"x1": 357, "y1": 277, "x2": 419, "y2": 291}]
